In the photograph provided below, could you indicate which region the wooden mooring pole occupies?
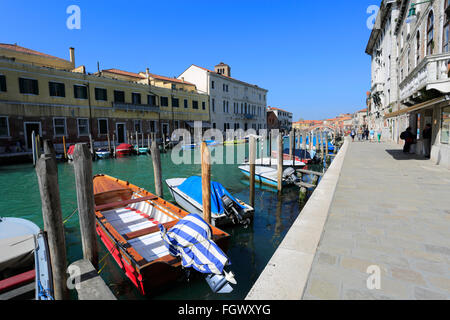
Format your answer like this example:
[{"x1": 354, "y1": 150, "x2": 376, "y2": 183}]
[
  {"x1": 89, "y1": 134, "x2": 95, "y2": 161},
  {"x1": 112, "y1": 133, "x2": 116, "y2": 158},
  {"x1": 249, "y1": 136, "x2": 256, "y2": 208},
  {"x1": 277, "y1": 132, "x2": 283, "y2": 193},
  {"x1": 107, "y1": 134, "x2": 111, "y2": 153},
  {"x1": 36, "y1": 145, "x2": 69, "y2": 300},
  {"x1": 201, "y1": 141, "x2": 211, "y2": 224},
  {"x1": 63, "y1": 135, "x2": 67, "y2": 160},
  {"x1": 73, "y1": 144, "x2": 99, "y2": 269},
  {"x1": 151, "y1": 139, "x2": 163, "y2": 198}
]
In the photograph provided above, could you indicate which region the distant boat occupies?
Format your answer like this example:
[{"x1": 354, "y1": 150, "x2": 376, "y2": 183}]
[
  {"x1": 95, "y1": 148, "x2": 111, "y2": 159},
  {"x1": 242, "y1": 157, "x2": 306, "y2": 168},
  {"x1": 238, "y1": 165, "x2": 300, "y2": 188},
  {"x1": 67, "y1": 145, "x2": 75, "y2": 161},
  {"x1": 271, "y1": 148, "x2": 317, "y2": 164},
  {"x1": 92, "y1": 174, "x2": 231, "y2": 295},
  {"x1": 115, "y1": 143, "x2": 133, "y2": 156},
  {"x1": 181, "y1": 140, "x2": 218, "y2": 150},
  {"x1": 0, "y1": 217, "x2": 54, "y2": 300},
  {"x1": 166, "y1": 176, "x2": 254, "y2": 227},
  {"x1": 223, "y1": 139, "x2": 246, "y2": 145},
  {"x1": 134, "y1": 145, "x2": 149, "y2": 155}
]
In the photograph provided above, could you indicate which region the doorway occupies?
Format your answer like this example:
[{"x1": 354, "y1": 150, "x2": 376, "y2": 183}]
[
  {"x1": 116, "y1": 123, "x2": 126, "y2": 144},
  {"x1": 162, "y1": 123, "x2": 169, "y2": 137},
  {"x1": 24, "y1": 122, "x2": 42, "y2": 150}
]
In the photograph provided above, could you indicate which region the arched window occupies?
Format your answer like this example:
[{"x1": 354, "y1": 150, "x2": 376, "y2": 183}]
[
  {"x1": 427, "y1": 11, "x2": 434, "y2": 55},
  {"x1": 416, "y1": 31, "x2": 421, "y2": 65},
  {"x1": 444, "y1": 0, "x2": 450, "y2": 52}
]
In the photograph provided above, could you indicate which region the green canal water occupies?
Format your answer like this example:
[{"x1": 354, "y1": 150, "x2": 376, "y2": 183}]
[{"x1": 0, "y1": 142, "x2": 323, "y2": 300}]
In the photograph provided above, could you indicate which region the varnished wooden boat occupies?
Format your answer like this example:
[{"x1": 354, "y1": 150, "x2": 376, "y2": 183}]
[{"x1": 93, "y1": 174, "x2": 230, "y2": 295}]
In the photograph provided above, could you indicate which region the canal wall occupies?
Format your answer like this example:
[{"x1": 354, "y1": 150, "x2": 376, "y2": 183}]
[{"x1": 245, "y1": 137, "x2": 350, "y2": 300}]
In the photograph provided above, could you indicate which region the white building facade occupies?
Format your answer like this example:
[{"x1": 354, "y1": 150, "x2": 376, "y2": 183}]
[
  {"x1": 178, "y1": 63, "x2": 268, "y2": 135},
  {"x1": 267, "y1": 106, "x2": 293, "y2": 132}
]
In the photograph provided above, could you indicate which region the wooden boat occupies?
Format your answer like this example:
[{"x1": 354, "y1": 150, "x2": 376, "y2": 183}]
[
  {"x1": 0, "y1": 217, "x2": 53, "y2": 300},
  {"x1": 238, "y1": 165, "x2": 300, "y2": 188},
  {"x1": 165, "y1": 176, "x2": 254, "y2": 227},
  {"x1": 115, "y1": 143, "x2": 133, "y2": 156},
  {"x1": 92, "y1": 174, "x2": 230, "y2": 295}
]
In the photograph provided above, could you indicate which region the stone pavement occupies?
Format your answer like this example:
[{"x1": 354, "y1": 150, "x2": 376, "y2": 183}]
[{"x1": 302, "y1": 140, "x2": 450, "y2": 300}]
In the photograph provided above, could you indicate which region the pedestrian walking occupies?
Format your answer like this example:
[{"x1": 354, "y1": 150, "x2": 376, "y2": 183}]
[
  {"x1": 369, "y1": 129, "x2": 375, "y2": 142},
  {"x1": 364, "y1": 128, "x2": 369, "y2": 141},
  {"x1": 423, "y1": 124, "x2": 432, "y2": 158},
  {"x1": 377, "y1": 128, "x2": 382, "y2": 143},
  {"x1": 400, "y1": 127, "x2": 414, "y2": 153},
  {"x1": 351, "y1": 129, "x2": 356, "y2": 142}
]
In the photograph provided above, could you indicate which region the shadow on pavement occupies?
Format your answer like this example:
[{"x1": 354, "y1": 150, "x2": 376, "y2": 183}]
[{"x1": 385, "y1": 149, "x2": 428, "y2": 160}]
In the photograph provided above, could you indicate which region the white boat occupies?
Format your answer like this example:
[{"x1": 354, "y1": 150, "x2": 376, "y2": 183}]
[
  {"x1": 0, "y1": 217, "x2": 53, "y2": 300},
  {"x1": 165, "y1": 176, "x2": 253, "y2": 227},
  {"x1": 238, "y1": 165, "x2": 300, "y2": 188},
  {"x1": 95, "y1": 148, "x2": 111, "y2": 159},
  {"x1": 242, "y1": 157, "x2": 306, "y2": 168}
]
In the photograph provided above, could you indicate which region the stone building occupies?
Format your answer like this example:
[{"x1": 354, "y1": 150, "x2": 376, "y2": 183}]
[{"x1": 366, "y1": 0, "x2": 450, "y2": 169}]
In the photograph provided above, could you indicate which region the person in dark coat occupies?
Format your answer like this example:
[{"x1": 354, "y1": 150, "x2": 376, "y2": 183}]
[
  {"x1": 400, "y1": 127, "x2": 414, "y2": 153},
  {"x1": 423, "y1": 124, "x2": 432, "y2": 158}
]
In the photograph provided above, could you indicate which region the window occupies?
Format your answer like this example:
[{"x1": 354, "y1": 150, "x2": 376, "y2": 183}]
[
  {"x1": 0, "y1": 75, "x2": 6, "y2": 92},
  {"x1": 441, "y1": 106, "x2": 450, "y2": 144},
  {"x1": 77, "y1": 118, "x2": 89, "y2": 136},
  {"x1": 172, "y1": 97, "x2": 179, "y2": 108},
  {"x1": 202, "y1": 101, "x2": 206, "y2": 110},
  {"x1": 132, "y1": 92, "x2": 141, "y2": 105},
  {"x1": 147, "y1": 94, "x2": 156, "y2": 106},
  {"x1": 212, "y1": 98, "x2": 215, "y2": 112},
  {"x1": 53, "y1": 118, "x2": 66, "y2": 136},
  {"x1": 211, "y1": 81, "x2": 215, "y2": 89},
  {"x1": 444, "y1": 0, "x2": 450, "y2": 52},
  {"x1": 114, "y1": 90, "x2": 125, "y2": 103},
  {"x1": 150, "y1": 120, "x2": 157, "y2": 133},
  {"x1": 95, "y1": 88, "x2": 107, "y2": 101},
  {"x1": 19, "y1": 78, "x2": 39, "y2": 95},
  {"x1": 0, "y1": 116, "x2": 9, "y2": 137},
  {"x1": 184, "y1": 99, "x2": 188, "y2": 108},
  {"x1": 212, "y1": 123, "x2": 216, "y2": 129},
  {"x1": 48, "y1": 82, "x2": 65, "y2": 97},
  {"x1": 223, "y1": 100, "x2": 226, "y2": 112},
  {"x1": 174, "y1": 120, "x2": 179, "y2": 130},
  {"x1": 98, "y1": 118, "x2": 108, "y2": 135},
  {"x1": 223, "y1": 84, "x2": 226, "y2": 91},
  {"x1": 192, "y1": 100, "x2": 198, "y2": 109},
  {"x1": 161, "y1": 96, "x2": 169, "y2": 107},
  {"x1": 74, "y1": 85, "x2": 88, "y2": 99},
  {"x1": 427, "y1": 11, "x2": 434, "y2": 55},
  {"x1": 134, "y1": 120, "x2": 142, "y2": 133},
  {"x1": 416, "y1": 32, "x2": 421, "y2": 65}
]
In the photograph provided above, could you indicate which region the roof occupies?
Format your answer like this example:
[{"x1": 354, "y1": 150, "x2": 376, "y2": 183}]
[
  {"x1": 184, "y1": 64, "x2": 268, "y2": 91},
  {"x1": 268, "y1": 106, "x2": 291, "y2": 114},
  {"x1": 102, "y1": 68, "x2": 195, "y2": 85},
  {"x1": 0, "y1": 43, "x2": 70, "y2": 63}
]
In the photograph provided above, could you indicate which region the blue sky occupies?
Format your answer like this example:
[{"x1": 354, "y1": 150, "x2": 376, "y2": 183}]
[{"x1": 0, "y1": 0, "x2": 378, "y2": 121}]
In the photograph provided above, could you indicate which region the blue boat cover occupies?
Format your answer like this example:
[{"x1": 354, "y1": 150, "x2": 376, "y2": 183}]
[
  {"x1": 177, "y1": 176, "x2": 244, "y2": 215},
  {"x1": 159, "y1": 213, "x2": 229, "y2": 275}
]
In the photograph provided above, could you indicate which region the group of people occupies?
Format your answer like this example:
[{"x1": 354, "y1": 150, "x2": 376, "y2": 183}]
[
  {"x1": 350, "y1": 127, "x2": 382, "y2": 143},
  {"x1": 400, "y1": 124, "x2": 432, "y2": 158}
]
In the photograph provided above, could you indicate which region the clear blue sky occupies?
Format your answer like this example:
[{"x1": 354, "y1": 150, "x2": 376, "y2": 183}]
[{"x1": 0, "y1": 0, "x2": 378, "y2": 121}]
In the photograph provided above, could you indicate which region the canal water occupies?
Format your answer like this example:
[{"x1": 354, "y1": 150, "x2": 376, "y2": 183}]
[{"x1": 0, "y1": 141, "x2": 324, "y2": 300}]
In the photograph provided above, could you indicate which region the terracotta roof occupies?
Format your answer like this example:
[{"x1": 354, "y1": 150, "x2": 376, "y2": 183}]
[
  {"x1": 148, "y1": 72, "x2": 195, "y2": 85},
  {"x1": 187, "y1": 64, "x2": 267, "y2": 91},
  {"x1": 102, "y1": 68, "x2": 146, "y2": 79},
  {"x1": 358, "y1": 108, "x2": 368, "y2": 113},
  {"x1": 268, "y1": 106, "x2": 291, "y2": 114},
  {"x1": 0, "y1": 43, "x2": 70, "y2": 63}
]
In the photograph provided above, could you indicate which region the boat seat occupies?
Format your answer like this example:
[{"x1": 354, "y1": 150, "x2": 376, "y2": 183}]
[
  {"x1": 123, "y1": 220, "x2": 179, "y2": 241},
  {"x1": 95, "y1": 195, "x2": 158, "y2": 212}
]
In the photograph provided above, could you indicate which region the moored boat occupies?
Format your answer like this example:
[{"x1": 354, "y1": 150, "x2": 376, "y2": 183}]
[
  {"x1": 92, "y1": 174, "x2": 230, "y2": 295},
  {"x1": 223, "y1": 139, "x2": 246, "y2": 145},
  {"x1": 95, "y1": 148, "x2": 111, "y2": 159},
  {"x1": 0, "y1": 217, "x2": 53, "y2": 300},
  {"x1": 67, "y1": 145, "x2": 75, "y2": 161},
  {"x1": 115, "y1": 143, "x2": 133, "y2": 156},
  {"x1": 165, "y1": 176, "x2": 253, "y2": 227},
  {"x1": 238, "y1": 165, "x2": 300, "y2": 188},
  {"x1": 242, "y1": 157, "x2": 306, "y2": 168},
  {"x1": 134, "y1": 145, "x2": 149, "y2": 155}
]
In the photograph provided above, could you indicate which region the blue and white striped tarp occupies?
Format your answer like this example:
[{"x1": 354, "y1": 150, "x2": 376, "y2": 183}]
[{"x1": 159, "y1": 213, "x2": 229, "y2": 275}]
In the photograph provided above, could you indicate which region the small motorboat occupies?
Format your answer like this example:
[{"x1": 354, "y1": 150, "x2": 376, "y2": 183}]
[
  {"x1": 223, "y1": 139, "x2": 246, "y2": 145},
  {"x1": 115, "y1": 143, "x2": 133, "y2": 156},
  {"x1": 67, "y1": 145, "x2": 75, "y2": 161},
  {"x1": 134, "y1": 145, "x2": 149, "y2": 155},
  {"x1": 238, "y1": 165, "x2": 300, "y2": 188},
  {"x1": 92, "y1": 174, "x2": 231, "y2": 295},
  {"x1": 181, "y1": 140, "x2": 218, "y2": 150},
  {"x1": 0, "y1": 217, "x2": 53, "y2": 300},
  {"x1": 95, "y1": 148, "x2": 111, "y2": 159},
  {"x1": 165, "y1": 176, "x2": 253, "y2": 227}
]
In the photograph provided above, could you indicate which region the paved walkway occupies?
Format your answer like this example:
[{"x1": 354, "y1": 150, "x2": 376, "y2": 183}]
[{"x1": 302, "y1": 140, "x2": 450, "y2": 300}]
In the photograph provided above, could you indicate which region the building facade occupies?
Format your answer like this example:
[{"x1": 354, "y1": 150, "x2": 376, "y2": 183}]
[
  {"x1": 178, "y1": 63, "x2": 268, "y2": 135},
  {"x1": 266, "y1": 106, "x2": 293, "y2": 132},
  {"x1": 366, "y1": 0, "x2": 450, "y2": 169},
  {"x1": 0, "y1": 44, "x2": 209, "y2": 154}
]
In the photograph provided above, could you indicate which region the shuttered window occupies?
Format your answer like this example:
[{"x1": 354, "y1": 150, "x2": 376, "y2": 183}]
[
  {"x1": 49, "y1": 82, "x2": 65, "y2": 97},
  {"x1": 19, "y1": 78, "x2": 39, "y2": 95}
]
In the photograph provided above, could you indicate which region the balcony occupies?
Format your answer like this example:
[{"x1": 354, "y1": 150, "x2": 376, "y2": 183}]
[
  {"x1": 113, "y1": 102, "x2": 160, "y2": 112},
  {"x1": 399, "y1": 53, "x2": 450, "y2": 102}
]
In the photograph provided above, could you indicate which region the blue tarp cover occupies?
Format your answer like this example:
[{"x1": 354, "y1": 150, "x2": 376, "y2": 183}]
[{"x1": 177, "y1": 176, "x2": 245, "y2": 215}]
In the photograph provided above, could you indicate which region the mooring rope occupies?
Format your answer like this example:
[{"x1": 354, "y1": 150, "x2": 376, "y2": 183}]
[
  {"x1": 63, "y1": 208, "x2": 78, "y2": 224},
  {"x1": 97, "y1": 251, "x2": 112, "y2": 274}
]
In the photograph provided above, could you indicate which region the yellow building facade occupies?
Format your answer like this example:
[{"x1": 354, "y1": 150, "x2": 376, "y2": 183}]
[{"x1": 0, "y1": 44, "x2": 209, "y2": 152}]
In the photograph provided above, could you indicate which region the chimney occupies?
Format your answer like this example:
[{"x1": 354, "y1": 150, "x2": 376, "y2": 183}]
[
  {"x1": 69, "y1": 47, "x2": 75, "y2": 66},
  {"x1": 146, "y1": 67, "x2": 150, "y2": 78}
]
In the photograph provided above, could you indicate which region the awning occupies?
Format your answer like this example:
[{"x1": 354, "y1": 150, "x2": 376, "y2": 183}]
[
  {"x1": 185, "y1": 121, "x2": 212, "y2": 128},
  {"x1": 384, "y1": 96, "x2": 449, "y2": 119}
]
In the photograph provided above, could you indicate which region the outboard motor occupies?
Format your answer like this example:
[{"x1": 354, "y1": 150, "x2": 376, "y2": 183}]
[
  {"x1": 282, "y1": 167, "x2": 301, "y2": 185},
  {"x1": 221, "y1": 195, "x2": 250, "y2": 227}
]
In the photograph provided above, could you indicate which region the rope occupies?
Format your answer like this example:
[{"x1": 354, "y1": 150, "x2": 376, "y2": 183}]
[
  {"x1": 63, "y1": 208, "x2": 78, "y2": 224},
  {"x1": 97, "y1": 251, "x2": 112, "y2": 274}
]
